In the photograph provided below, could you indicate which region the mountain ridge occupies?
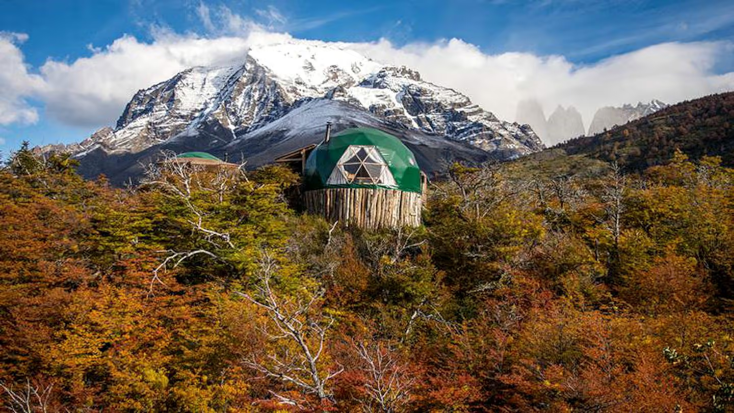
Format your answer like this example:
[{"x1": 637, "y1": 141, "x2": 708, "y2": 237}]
[
  {"x1": 41, "y1": 39, "x2": 544, "y2": 183},
  {"x1": 587, "y1": 99, "x2": 668, "y2": 136},
  {"x1": 556, "y1": 92, "x2": 734, "y2": 169}
]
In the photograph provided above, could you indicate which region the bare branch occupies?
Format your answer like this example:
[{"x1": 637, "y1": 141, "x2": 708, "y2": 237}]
[
  {"x1": 149, "y1": 249, "x2": 218, "y2": 295},
  {"x1": 238, "y1": 252, "x2": 340, "y2": 404},
  {"x1": 352, "y1": 340, "x2": 416, "y2": 413},
  {"x1": 0, "y1": 379, "x2": 56, "y2": 413}
]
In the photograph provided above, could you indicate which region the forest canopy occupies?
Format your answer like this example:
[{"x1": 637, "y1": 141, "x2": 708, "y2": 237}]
[
  {"x1": 559, "y1": 92, "x2": 734, "y2": 169},
  {"x1": 0, "y1": 143, "x2": 733, "y2": 412}
]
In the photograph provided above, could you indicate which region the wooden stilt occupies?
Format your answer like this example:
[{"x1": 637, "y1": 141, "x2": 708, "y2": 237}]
[{"x1": 304, "y1": 187, "x2": 423, "y2": 229}]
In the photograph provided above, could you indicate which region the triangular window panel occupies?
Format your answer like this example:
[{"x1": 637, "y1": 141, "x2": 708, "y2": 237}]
[
  {"x1": 357, "y1": 165, "x2": 373, "y2": 179},
  {"x1": 344, "y1": 154, "x2": 361, "y2": 164},
  {"x1": 326, "y1": 145, "x2": 397, "y2": 186},
  {"x1": 356, "y1": 148, "x2": 369, "y2": 161},
  {"x1": 343, "y1": 163, "x2": 361, "y2": 175},
  {"x1": 364, "y1": 163, "x2": 383, "y2": 179}
]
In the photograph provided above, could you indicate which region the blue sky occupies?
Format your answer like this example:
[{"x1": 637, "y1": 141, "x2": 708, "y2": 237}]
[{"x1": 1, "y1": 0, "x2": 734, "y2": 151}]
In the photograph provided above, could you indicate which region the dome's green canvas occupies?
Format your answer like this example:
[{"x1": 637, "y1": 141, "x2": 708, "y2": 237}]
[
  {"x1": 177, "y1": 152, "x2": 223, "y2": 161},
  {"x1": 304, "y1": 127, "x2": 422, "y2": 194}
]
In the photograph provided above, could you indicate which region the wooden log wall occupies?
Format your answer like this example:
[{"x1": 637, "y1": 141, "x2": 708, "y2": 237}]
[{"x1": 303, "y1": 188, "x2": 422, "y2": 229}]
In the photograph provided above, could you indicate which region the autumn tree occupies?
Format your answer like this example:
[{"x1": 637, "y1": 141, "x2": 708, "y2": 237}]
[{"x1": 237, "y1": 252, "x2": 341, "y2": 408}]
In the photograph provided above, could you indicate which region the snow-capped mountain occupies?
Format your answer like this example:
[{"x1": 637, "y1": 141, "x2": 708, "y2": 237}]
[
  {"x1": 588, "y1": 99, "x2": 668, "y2": 136},
  {"x1": 47, "y1": 39, "x2": 544, "y2": 183}
]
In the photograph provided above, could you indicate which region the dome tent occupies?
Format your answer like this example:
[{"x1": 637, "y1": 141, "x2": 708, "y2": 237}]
[
  {"x1": 302, "y1": 127, "x2": 424, "y2": 229},
  {"x1": 304, "y1": 127, "x2": 422, "y2": 194},
  {"x1": 165, "y1": 151, "x2": 237, "y2": 170},
  {"x1": 177, "y1": 152, "x2": 224, "y2": 162}
]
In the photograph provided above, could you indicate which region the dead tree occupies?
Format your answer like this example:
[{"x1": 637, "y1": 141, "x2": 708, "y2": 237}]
[
  {"x1": 143, "y1": 151, "x2": 241, "y2": 249},
  {"x1": 596, "y1": 162, "x2": 627, "y2": 281},
  {"x1": 142, "y1": 151, "x2": 244, "y2": 293},
  {"x1": 352, "y1": 341, "x2": 415, "y2": 413},
  {"x1": 531, "y1": 175, "x2": 587, "y2": 229},
  {"x1": 0, "y1": 380, "x2": 56, "y2": 413},
  {"x1": 447, "y1": 163, "x2": 509, "y2": 222},
  {"x1": 602, "y1": 163, "x2": 626, "y2": 253},
  {"x1": 238, "y1": 252, "x2": 342, "y2": 405}
]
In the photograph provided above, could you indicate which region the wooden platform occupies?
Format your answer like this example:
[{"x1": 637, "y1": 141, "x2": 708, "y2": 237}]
[{"x1": 303, "y1": 187, "x2": 422, "y2": 229}]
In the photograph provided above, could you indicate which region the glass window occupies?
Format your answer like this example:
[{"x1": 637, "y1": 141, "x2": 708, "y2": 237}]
[{"x1": 326, "y1": 145, "x2": 397, "y2": 186}]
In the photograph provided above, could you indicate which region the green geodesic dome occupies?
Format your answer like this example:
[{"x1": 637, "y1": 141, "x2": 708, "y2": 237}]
[
  {"x1": 304, "y1": 127, "x2": 422, "y2": 193},
  {"x1": 177, "y1": 152, "x2": 223, "y2": 161}
]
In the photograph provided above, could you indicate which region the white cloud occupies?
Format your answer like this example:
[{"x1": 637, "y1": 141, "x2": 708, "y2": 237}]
[
  {"x1": 0, "y1": 137, "x2": 6, "y2": 146},
  {"x1": 196, "y1": 1, "x2": 264, "y2": 37},
  {"x1": 347, "y1": 38, "x2": 734, "y2": 141},
  {"x1": 196, "y1": 2, "x2": 216, "y2": 34},
  {"x1": 255, "y1": 5, "x2": 288, "y2": 28},
  {"x1": 1, "y1": 4, "x2": 733, "y2": 147},
  {"x1": 25, "y1": 5, "x2": 300, "y2": 128},
  {"x1": 36, "y1": 29, "x2": 291, "y2": 127},
  {"x1": 0, "y1": 32, "x2": 43, "y2": 125}
]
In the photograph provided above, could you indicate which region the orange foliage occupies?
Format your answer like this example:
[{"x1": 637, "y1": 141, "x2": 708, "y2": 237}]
[{"x1": 0, "y1": 148, "x2": 732, "y2": 411}]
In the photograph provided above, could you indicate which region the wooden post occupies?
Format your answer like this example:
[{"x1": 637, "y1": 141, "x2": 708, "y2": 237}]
[{"x1": 304, "y1": 187, "x2": 422, "y2": 229}]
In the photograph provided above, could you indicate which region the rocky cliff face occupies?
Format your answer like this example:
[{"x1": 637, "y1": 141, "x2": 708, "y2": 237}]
[
  {"x1": 588, "y1": 99, "x2": 668, "y2": 136},
  {"x1": 516, "y1": 99, "x2": 548, "y2": 142},
  {"x1": 547, "y1": 105, "x2": 585, "y2": 144},
  {"x1": 515, "y1": 100, "x2": 585, "y2": 145},
  {"x1": 43, "y1": 39, "x2": 545, "y2": 183}
]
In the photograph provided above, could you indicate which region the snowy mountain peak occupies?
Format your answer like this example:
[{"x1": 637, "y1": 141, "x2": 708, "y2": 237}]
[
  {"x1": 45, "y1": 38, "x2": 544, "y2": 180},
  {"x1": 247, "y1": 40, "x2": 382, "y2": 97},
  {"x1": 588, "y1": 99, "x2": 668, "y2": 136},
  {"x1": 379, "y1": 66, "x2": 422, "y2": 81},
  {"x1": 117, "y1": 65, "x2": 241, "y2": 129},
  {"x1": 650, "y1": 98, "x2": 666, "y2": 107}
]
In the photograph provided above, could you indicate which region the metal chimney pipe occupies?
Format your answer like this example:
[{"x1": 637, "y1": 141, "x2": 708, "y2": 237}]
[{"x1": 324, "y1": 122, "x2": 332, "y2": 142}]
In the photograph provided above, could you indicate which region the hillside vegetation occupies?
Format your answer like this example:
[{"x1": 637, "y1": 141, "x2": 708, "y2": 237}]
[
  {"x1": 557, "y1": 92, "x2": 734, "y2": 169},
  {"x1": 0, "y1": 143, "x2": 733, "y2": 412}
]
